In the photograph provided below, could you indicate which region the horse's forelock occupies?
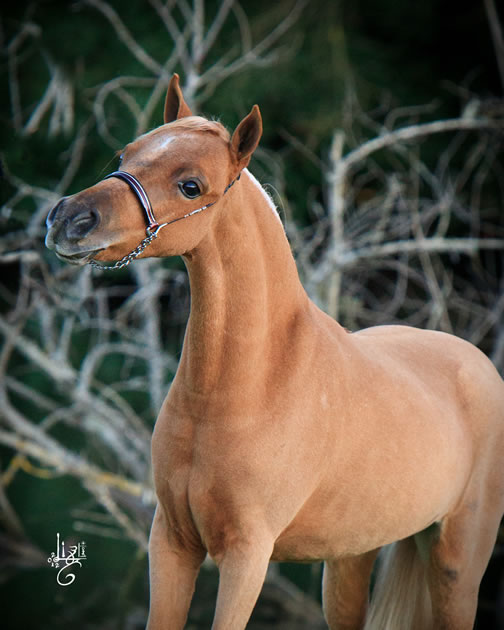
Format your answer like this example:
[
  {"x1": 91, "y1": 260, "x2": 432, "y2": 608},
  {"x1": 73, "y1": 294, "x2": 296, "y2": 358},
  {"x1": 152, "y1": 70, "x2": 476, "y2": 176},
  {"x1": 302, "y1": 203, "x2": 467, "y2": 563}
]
[{"x1": 160, "y1": 116, "x2": 230, "y2": 142}]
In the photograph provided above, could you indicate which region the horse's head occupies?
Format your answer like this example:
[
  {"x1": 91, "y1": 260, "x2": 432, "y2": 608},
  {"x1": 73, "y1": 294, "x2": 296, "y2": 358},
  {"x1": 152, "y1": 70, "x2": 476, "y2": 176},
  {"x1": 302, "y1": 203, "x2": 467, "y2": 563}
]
[{"x1": 45, "y1": 74, "x2": 262, "y2": 266}]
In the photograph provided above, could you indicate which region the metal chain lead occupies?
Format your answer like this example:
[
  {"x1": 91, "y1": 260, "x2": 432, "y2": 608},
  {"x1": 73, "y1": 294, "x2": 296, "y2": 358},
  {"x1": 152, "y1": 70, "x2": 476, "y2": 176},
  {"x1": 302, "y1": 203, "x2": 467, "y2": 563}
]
[{"x1": 89, "y1": 225, "x2": 165, "y2": 270}]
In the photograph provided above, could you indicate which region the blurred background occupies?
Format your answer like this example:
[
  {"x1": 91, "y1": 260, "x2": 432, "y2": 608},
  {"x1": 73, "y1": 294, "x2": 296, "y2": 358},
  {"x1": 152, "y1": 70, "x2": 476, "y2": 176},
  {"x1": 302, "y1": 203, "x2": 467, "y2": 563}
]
[{"x1": 1, "y1": 0, "x2": 503, "y2": 628}]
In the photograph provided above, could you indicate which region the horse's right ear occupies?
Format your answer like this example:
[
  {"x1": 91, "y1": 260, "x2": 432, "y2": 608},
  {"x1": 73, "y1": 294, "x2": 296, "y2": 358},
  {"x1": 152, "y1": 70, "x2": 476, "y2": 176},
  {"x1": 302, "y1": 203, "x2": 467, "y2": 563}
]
[
  {"x1": 230, "y1": 105, "x2": 262, "y2": 169},
  {"x1": 164, "y1": 74, "x2": 192, "y2": 123}
]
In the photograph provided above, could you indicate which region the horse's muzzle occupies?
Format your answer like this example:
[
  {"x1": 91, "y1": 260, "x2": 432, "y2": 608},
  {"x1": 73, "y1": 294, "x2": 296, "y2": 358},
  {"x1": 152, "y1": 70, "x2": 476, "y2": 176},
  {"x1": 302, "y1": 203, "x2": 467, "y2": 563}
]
[{"x1": 45, "y1": 197, "x2": 103, "y2": 264}]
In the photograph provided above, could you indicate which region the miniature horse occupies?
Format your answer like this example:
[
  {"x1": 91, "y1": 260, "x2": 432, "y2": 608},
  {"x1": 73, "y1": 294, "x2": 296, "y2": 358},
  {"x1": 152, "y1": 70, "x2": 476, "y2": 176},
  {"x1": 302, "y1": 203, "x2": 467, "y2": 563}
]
[{"x1": 46, "y1": 74, "x2": 504, "y2": 630}]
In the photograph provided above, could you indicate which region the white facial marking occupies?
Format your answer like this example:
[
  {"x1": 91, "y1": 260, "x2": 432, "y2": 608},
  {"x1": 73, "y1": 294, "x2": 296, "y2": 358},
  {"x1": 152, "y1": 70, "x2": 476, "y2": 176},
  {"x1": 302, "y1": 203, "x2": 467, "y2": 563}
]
[{"x1": 152, "y1": 135, "x2": 176, "y2": 154}]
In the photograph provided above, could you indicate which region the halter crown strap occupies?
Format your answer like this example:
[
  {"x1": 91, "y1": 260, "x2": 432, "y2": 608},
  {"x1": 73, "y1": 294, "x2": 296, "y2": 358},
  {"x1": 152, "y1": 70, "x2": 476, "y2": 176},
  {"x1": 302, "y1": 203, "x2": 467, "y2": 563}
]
[{"x1": 105, "y1": 171, "x2": 159, "y2": 232}]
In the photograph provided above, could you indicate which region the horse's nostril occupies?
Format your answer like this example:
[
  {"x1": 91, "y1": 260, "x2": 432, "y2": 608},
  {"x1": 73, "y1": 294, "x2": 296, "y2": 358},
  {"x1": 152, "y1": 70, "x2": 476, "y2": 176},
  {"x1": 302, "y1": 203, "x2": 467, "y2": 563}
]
[
  {"x1": 66, "y1": 207, "x2": 100, "y2": 241},
  {"x1": 46, "y1": 198, "x2": 65, "y2": 228}
]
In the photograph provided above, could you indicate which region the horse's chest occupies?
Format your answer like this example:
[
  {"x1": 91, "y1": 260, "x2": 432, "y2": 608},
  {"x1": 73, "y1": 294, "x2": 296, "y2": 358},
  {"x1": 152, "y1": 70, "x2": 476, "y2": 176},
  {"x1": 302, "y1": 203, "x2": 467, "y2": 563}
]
[{"x1": 151, "y1": 410, "x2": 194, "y2": 502}]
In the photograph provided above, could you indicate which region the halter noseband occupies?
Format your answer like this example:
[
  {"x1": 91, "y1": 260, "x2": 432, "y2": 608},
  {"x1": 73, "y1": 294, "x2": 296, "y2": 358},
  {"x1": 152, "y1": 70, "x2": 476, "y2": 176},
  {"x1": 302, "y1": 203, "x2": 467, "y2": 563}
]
[{"x1": 90, "y1": 170, "x2": 240, "y2": 271}]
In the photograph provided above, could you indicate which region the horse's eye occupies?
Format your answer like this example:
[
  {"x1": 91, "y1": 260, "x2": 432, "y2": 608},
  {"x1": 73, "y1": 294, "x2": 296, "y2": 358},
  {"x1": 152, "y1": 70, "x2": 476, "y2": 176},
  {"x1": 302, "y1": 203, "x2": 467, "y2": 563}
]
[{"x1": 179, "y1": 180, "x2": 201, "y2": 199}]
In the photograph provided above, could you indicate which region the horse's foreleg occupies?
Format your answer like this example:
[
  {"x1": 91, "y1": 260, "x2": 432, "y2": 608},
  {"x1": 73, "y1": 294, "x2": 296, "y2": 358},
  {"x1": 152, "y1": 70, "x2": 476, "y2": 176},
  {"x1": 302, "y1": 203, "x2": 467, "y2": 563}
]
[
  {"x1": 322, "y1": 550, "x2": 379, "y2": 630},
  {"x1": 210, "y1": 536, "x2": 274, "y2": 630},
  {"x1": 147, "y1": 506, "x2": 205, "y2": 630}
]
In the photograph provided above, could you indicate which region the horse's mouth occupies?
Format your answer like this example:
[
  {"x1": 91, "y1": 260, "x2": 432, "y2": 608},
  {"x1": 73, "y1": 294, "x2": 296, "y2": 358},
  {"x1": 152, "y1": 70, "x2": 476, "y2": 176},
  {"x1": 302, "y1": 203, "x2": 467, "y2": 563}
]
[{"x1": 55, "y1": 249, "x2": 104, "y2": 266}]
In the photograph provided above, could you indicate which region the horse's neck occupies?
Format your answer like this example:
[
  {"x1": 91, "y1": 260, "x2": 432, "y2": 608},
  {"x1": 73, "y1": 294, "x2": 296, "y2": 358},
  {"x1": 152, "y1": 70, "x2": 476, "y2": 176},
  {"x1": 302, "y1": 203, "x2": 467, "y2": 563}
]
[{"x1": 179, "y1": 170, "x2": 307, "y2": 394}]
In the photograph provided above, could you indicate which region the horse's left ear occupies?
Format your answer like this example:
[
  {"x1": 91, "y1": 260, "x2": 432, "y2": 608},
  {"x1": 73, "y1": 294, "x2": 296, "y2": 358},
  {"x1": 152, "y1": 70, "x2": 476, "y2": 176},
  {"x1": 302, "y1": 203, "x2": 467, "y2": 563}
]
[
  {"x1": 231, "y1": 105, "x2": 262, "y2": 168},
  {"x1": 164, "y1": 73, "x2": 192, "y2": 123}
]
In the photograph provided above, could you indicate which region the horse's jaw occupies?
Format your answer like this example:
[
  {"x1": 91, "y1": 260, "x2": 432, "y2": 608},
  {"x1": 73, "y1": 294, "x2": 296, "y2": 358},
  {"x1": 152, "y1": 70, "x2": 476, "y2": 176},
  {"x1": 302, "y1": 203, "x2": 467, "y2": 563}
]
[{"x1": 54, "y1": 249, "x2": 104, "y2": 266}]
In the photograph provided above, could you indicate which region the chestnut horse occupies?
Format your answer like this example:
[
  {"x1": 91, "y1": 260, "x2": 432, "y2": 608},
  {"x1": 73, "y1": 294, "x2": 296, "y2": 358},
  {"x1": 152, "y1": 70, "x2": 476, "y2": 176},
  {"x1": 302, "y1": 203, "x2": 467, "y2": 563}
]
[{"x1": 46, "y1": 74, "x2": 504, "y2": 630}]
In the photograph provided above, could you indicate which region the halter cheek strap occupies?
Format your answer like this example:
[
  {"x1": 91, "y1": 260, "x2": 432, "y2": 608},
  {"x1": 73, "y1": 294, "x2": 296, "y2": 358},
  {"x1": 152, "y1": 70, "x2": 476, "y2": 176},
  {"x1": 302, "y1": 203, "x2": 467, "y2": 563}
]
[{"x1": 90, "y1": 170, "x2": 240, "y2": 271}]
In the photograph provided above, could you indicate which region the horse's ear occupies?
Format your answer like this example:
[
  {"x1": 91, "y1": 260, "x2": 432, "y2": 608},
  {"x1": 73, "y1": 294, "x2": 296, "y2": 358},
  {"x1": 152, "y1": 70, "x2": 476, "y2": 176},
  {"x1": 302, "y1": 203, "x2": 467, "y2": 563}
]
[
  {"x1": 164, "y1": 73, "x2": 192, "y2": 123},
  {"x1": 231, "y1": 105, "x2": 262, "y2": 168}
]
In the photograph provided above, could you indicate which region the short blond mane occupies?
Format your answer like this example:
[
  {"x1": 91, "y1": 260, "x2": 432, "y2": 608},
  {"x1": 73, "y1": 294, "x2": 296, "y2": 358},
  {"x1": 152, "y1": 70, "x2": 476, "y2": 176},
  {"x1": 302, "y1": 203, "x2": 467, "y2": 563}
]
[{"x1": 159, "y1": 116, "x2": 230, "y2": 142}]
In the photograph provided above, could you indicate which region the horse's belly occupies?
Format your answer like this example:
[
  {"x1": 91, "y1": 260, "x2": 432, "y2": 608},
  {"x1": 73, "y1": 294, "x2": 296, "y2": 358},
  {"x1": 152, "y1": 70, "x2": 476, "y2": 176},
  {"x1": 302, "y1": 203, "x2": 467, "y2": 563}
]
[
  {"x1": 270, "y1": 495, "x2": 405, "y2": 561},
  {"x1": 271, "y1": 481, "x2": 448, "y2": 563},
  {"x1": 271, "y1": 404, "x2": 473, "y2": 562}
]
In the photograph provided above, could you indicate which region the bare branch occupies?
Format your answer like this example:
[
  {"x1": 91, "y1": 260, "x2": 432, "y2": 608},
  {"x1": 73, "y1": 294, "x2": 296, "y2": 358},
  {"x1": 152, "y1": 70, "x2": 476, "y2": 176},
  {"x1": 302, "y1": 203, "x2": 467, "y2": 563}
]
[
  {"x1": 7, "y1": 22, "x2": 41, "y2": 132},
  {"x1": 484, "y1": 0, "x2": 504, "y2": 93},
  {"x1": 197, "y1": 0, "x2": 235, "y2": 65},
  {"x1": 337, "y1": 117, "x2": 504, "y2": 180},
  {"x1": 83, "y1": 0, "x2": 163, "y2": 75},
  {"x1": 0, "y1": 429, "x2": 154, "y2": 507}
]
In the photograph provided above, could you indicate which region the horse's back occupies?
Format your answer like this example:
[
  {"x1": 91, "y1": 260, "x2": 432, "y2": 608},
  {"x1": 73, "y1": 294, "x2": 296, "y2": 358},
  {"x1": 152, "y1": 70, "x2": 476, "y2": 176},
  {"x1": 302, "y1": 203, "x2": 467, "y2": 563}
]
[{"x1": 352, "y1": 324, "x2": 504, "y2": 446}]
